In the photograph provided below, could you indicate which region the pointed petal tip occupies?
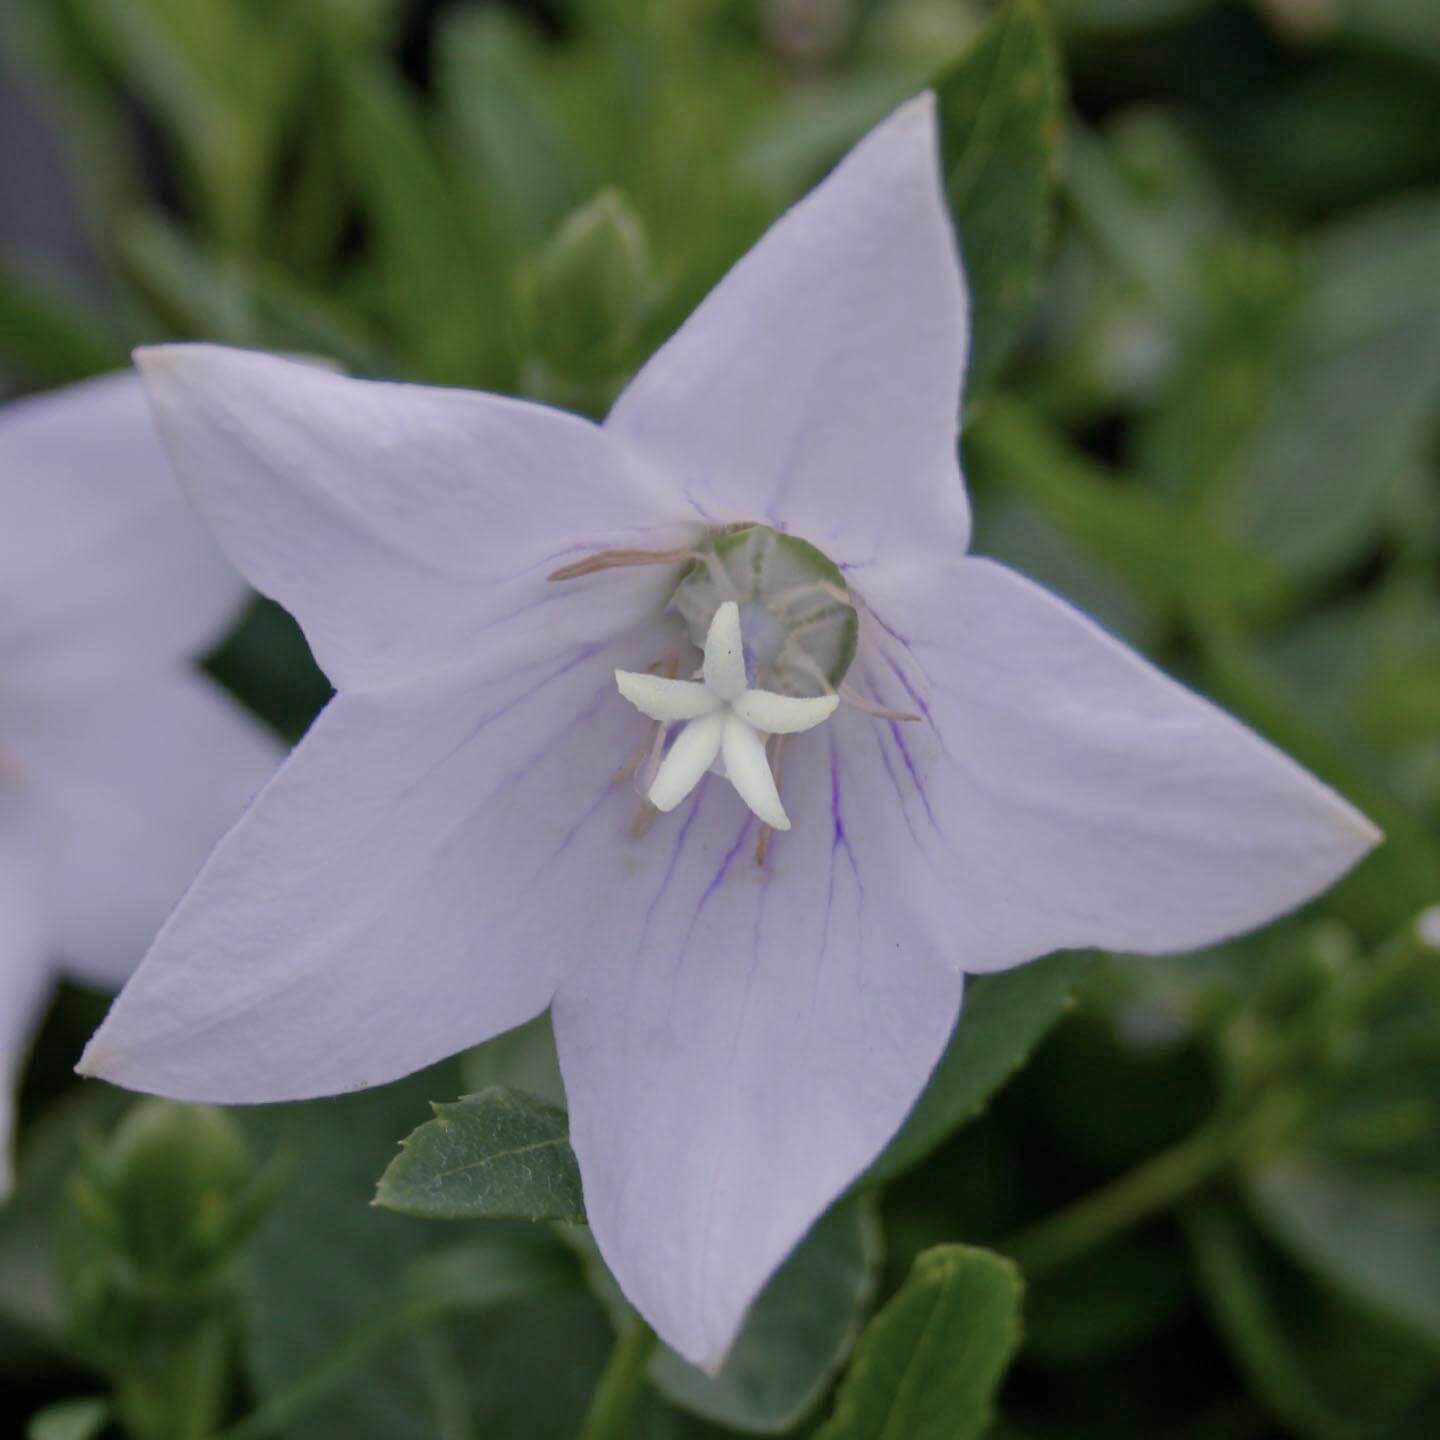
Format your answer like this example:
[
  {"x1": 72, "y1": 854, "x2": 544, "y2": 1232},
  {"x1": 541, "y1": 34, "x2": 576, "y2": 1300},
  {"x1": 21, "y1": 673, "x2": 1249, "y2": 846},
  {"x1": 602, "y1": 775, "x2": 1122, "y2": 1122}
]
[
  {"x1": 73, "y1": 1034, "x2": 112, "y2": 1081},
  {"x1": 133, "y1": 340, "x2": 227, "y2": 379}
]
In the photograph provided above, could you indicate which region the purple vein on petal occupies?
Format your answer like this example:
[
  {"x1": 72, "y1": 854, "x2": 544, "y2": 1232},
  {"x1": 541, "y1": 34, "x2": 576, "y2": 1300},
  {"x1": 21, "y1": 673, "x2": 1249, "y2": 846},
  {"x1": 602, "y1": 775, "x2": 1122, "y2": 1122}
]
[
  {"x1": 880, "y1": 648, "x2": 934, "y2": 726},
  {"x1": 861, "y1": 597, "x2": 912, "y2": 650},
  {"x1": 694, "y1": 816, "x2": 765, "y2": 1306},
  {"x1": 830, "y1": 736, "x2": 863, "y2": 896},
  {"x1": 643, "y1": 783, "x2": 707, "y2": 938},
  {"x1": 867, "y1": 715, "x2": 922, "y2": 847},
  {"x1": 686, "y1": 815, "x2": 755, "y2": 947},
  {"x1": 888, "y1": 720, "x2": 944, "y2": 840},
  {"x1": 390, "y1": 642, "x2": 606, "y2": 812}
]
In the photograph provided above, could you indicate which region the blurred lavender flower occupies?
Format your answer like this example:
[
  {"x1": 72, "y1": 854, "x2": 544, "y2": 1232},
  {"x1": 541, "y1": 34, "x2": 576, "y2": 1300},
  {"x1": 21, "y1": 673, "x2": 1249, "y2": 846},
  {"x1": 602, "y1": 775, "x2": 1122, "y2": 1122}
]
[
  {"x1": 81, "y1": 98, "x2": 1377, "y2": 1367},
  {"x1": 0, "y1": 375, "x2": 280, "y2": 1195}
]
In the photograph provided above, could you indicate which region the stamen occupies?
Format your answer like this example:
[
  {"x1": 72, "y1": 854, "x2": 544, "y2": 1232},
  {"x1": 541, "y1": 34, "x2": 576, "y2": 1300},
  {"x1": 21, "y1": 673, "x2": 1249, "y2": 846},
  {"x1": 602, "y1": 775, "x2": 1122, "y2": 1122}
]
[
  {"x1": 839, "y1": 685, "x2": 920, "y2": 723},
  {"x1": 629, "y1": 802, "x2": 660, "y2": 841},
  {"x1": 782, "y1": 648, "x2": 838, "y2": 696},
  {"x1": 548, "y1": 546, "x2": 696, "y2": 582},
  {"x1": 765, "y1": 578, "x2": 850, "y2": 618},
  {"x1": 697, "y1": 548, "x2": 745, "y2": 603}
]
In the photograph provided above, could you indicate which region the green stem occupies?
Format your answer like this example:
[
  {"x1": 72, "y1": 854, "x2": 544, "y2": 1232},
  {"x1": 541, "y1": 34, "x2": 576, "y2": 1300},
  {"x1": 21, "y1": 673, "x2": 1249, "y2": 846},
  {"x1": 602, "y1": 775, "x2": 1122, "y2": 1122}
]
[
  {"x1": 580, "y1": 1319, "x2": 658, "y2": 1440},
  {"x1": 1001, "y1": 1092, "x2": 1303, "y2": 1278}
]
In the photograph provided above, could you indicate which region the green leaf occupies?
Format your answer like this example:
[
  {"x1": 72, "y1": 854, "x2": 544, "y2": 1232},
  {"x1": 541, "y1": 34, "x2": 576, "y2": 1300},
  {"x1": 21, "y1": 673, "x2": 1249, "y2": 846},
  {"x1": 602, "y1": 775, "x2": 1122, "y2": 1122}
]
[
  {"x1": 71, "y1": 0, "x2": 305, "y2": 251},
  {"x1": 966, "y1": 398, "x2": 1285, "y2": 624},
  {"x1": 1184, "y1": 1197, "x2": 1437, "y2": 1440},
  {"x1": 868, "y1": 952, "x2": 1091, "y2": 1185},
  {"x1": 239, "y1": 1066, "x2": 611, "y2": 1440},
  {"x1": 1247, "y1": 1157, "x2": 1440, "y2": 1353},
  {"x1": 224, "y1": 1236, "x2": 581, "y2": 1440},
  {"x1": 816, "y1": 1244, "x2": 1023, "y2": 1440},
  {"x1": 435, "y1": 10, "x2": 590, "y2": 253},
  {"x1": 1217, "y1": 195, "x2": 1440, "y2": 587},
  {"x1": 241, "y1": 1065, "x2": 465, "y2": 1440},
  {"x1": 0, "y1": 261, "x2": 125, "y2": 385},
  {"x1": 936, "y1": 0, "x2": 1064, "y2": 397},
  {"x1": 339, "y1": 59, "x2": 498, "y2": 383},
  {"x1": 26, "y1": 1398, "x2": 110, "y2": 1440},
  {"x1": 648, "y1": 1194, "x2": 883, "y2": 1433},
  {"x1": 117, "y1": 211, "x2": 259, "y2": 343},
  {"x1": 375, "y1": 1086, "x2": 585, "y2": 1224}
]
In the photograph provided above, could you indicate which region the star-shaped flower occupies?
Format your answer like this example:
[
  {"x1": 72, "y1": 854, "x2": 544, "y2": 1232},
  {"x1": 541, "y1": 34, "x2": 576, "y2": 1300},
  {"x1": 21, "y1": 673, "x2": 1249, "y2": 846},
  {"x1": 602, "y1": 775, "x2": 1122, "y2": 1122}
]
[
  {"x1": 81, "y1": 96, "x2": 1379, "y2": 1368},
  {"x1": 616, "y1": 601, "x2": 839, "y2": 829},
  {"x1": 1, "y1": 373, "x2": 280, "y2": 1195}
]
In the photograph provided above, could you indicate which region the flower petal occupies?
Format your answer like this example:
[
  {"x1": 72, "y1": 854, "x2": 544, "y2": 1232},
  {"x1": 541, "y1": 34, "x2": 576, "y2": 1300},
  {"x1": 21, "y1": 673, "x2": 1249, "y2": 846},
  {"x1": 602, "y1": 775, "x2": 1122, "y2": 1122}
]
[
  {"x1": 856, "y1": 556, "x2": 1381, "y2": 972},
  {"x1": 1, "y1": 672, "x2": 281, "y2": 990},
  {"x1": 650, "y1": 713, "x2": 727, "y2": 814},
  {"x1": 554, "y1": 730, "x2": 964, "y2": 1368},
  {"x1": 135, "y1": 345, "x2": 686, "y2": 693},
  {"x1": 0, "y1": 373, "x2": 247, "y2": 694},
  {"x1": 80, "y1": 623, "x2": 674, "y2": 1101},
  {"x1": 721, "y1": 715, "x2": 789, "y2": 830},
  {"x1": 733, "y1": 690, "x2": 840, "y2": 735},
  {"x1": 615, "y1": 671, "x2": 719, "y2": 723},
  {"x1": 0, "y1": 787, "x2": 56, "y2": 1198},
  {"x1": 606, "y1": 93, "x2": 970, "y2": 563}
]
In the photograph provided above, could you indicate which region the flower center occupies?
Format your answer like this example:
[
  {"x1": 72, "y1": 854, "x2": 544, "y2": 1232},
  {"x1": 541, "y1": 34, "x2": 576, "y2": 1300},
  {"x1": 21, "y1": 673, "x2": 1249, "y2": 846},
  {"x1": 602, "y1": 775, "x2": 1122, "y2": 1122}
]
[{"x1": 670, "y1": 525, "x2": 857, "y2": 700}]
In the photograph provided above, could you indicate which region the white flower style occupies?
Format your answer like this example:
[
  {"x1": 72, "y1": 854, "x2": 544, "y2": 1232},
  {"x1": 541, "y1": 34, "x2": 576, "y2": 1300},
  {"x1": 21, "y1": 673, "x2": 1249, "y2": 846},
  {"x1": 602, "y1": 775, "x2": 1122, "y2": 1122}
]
[
  {"x1": 81, "y1": 96, "x2": 1379, "y2": 1368},
  {"x1": 616, "y1": 601, "x2": 839, "y2": 829},
  {"x1": 0, "y1": 374, "x2": 281, "y2": 1195}
]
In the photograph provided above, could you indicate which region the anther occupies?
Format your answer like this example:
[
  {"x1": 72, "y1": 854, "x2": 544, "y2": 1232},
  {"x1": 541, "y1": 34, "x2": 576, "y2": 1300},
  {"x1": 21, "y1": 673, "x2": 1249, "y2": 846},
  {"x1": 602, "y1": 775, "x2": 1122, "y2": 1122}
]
[
  {"x1": 839, "y1": 685, "x2": 921, "y2": 723},
  {"x1": 548, "y1": 546, "x2": 696, "y2": 582}
]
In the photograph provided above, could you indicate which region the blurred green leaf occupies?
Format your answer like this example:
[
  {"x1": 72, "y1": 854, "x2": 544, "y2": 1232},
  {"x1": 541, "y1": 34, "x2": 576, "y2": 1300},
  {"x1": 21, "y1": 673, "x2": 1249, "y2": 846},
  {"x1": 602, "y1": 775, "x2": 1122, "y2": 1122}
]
[
  {"x1": 375, "y1": 1086, "x2": 585, "y2": 1224},
  {"x1": 937, "y1": 0, "x2": 1064, "y2": 397},
  {"x1": 71, "y1": 0, "x2": 306, "y2": 251},
  {"x1": 223, "y1": 1236, "x2": 581, "y2": 1440},
  {"x1": 0, "y1": 261, "x2": 125, "y2": 385},
  {"x1": 240, "y1": 1064, "x2": 609, "y2": 1440},
  {"x1": 118, "y1": 212, "x2": 258, "y2": 344},
  {"x1": 1024, "y1": 1238, "x2": 1190, "y2": 1367},
  {"x1": 1214, "y1": 194, "x2": 1440, "y2": 587},
  {"x1": 1186, "y1": 1197, "x2": 1437, "y2": 1440},
  {"x1": 340, "y1": 60, "x2": 498, "y2": 383},
  {"x1": 241, "y1": 1066, "x2": 464, "y2": 1440},
  {"x1": 26, "y1": 1398, "x2": 111, "y2": 1440},
  {"x1": 1335, "y1": 0, "x2": 1440, "y2": 71},
  {"x1": 868, "y1": 953, "x2": 1092, "y2": 1185},
  {"x1": 1248, "y1": 1158, "x2": 1440, "y2": 1353},
  {"x1": 816, "y1": 1244, "x2": 1023, "y2": 1440},
  {"x1": 436, "y1": 11, "x2": 591, "y2": 255},
  {"x1": 648, "y1": 1194, "x2": 882, "y2": 1433},
  {"x1": 967, "y1": 397, "x2": 1284, "y2": 620}
]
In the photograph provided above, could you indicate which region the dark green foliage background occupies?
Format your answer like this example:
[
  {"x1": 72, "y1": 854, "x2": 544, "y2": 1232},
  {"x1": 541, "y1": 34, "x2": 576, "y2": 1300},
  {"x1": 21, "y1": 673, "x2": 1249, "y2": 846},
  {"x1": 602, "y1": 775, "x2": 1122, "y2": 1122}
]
[{"x1": 2, "y1": 0, "x2": 1438, "y2": 1436}]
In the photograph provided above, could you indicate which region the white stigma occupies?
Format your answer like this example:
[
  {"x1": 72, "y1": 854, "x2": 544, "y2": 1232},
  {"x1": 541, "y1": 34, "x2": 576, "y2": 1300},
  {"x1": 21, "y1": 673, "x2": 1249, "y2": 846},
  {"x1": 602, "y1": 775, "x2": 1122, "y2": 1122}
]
[{"x1": 615, "y1": 602, "x2": 838, "y2": 831}]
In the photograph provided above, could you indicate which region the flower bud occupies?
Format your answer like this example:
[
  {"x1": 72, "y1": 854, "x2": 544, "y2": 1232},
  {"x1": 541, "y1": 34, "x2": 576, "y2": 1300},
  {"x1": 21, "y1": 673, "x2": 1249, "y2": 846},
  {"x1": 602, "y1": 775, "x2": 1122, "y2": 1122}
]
[
  {"x1": 58, "y1": 1102, "x2": 279, "y2": 1438},
  {"x1": 518, "y1": 189, "x2": 656, "y2": 408}
]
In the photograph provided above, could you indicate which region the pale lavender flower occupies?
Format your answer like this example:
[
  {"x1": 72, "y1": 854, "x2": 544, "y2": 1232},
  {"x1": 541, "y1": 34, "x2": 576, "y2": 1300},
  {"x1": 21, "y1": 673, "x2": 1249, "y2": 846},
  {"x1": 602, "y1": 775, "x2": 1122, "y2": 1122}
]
[
  {"x1": 81, "y1": 97, "x2": 1378, "y2": 1367},
  {"x1": 0, "y1": 374, "x2": 280, "y2": 1194}
]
